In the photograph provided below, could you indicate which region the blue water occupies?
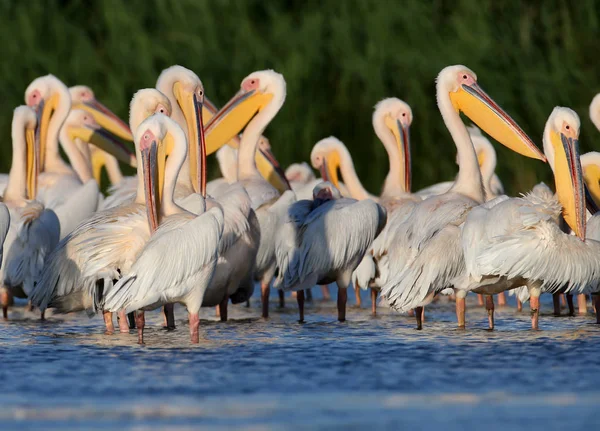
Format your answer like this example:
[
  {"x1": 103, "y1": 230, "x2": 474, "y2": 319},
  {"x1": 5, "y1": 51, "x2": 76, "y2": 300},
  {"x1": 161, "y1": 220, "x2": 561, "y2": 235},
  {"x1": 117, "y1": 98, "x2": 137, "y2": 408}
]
[{"x1": 1, "y1": 289, "x2": 599, "y2": 430}]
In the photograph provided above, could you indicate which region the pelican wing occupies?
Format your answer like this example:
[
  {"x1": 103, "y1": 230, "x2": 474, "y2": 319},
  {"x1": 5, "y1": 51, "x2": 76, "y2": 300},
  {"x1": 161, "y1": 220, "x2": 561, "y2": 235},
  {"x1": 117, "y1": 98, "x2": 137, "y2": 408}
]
[
  {"x1": 100, "y1": 177, "x2": 136, "y2": 210},
  {"x1": 103, "y1": 208, "x2": 224, "y2": 313},
  {"x1": 209, "y1": 183, "x2": 253, "y2": 255},
  {"x1": 52, "y1": 180, "x2": 100, "y2": 238},
  {"x1": 415, "y1": 181, "x2": 454, "y2": 199},
  {"x1": 4, "y1": 202, "x2": 60, "y2": 296}
]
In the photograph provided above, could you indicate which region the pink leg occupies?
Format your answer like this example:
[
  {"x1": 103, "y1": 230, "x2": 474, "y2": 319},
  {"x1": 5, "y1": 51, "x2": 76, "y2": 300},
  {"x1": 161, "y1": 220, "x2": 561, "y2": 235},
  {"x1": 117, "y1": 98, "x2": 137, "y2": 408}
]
[
  {"x1": 354, "y1": 285, "x2": 362, "y2": 307},
  {"x1": 497, "y1": 292, "x2": 506, "y2": 306},
  {"x1": 103, "y1": 311, "x2": 114, "y2": 334},
  {"x1": 477, "y1": 294, "x2": 484, "y2": 307},
  {"x1": 456, "y1": 297, "x2": 466, "y2": 328},
  {"x1": 370, "y1": 288, "x2": 377, "y2": 316},
  {"x1": 117, "y1": 310, "x2": 130, "y2": 333},
  {"x1": 321, "y1": 285, "x2": 331, "y2": 300},
  {"x1": 577, "y1": 294, "x2": 588, "y2": 315},
  {"x1": 0, "y1": 289, "x2": 12, "y2": 320},
  {"x1": 530, "y1": 296, "x2": 540, "y2": 330},
  {"x1": 517, "y1": 298, "x2": 523, "y2": 312},
  {"x1": 485, "y1": 295, "x2": 495, "y2": 330},
  {"x1": 338, "y1": 288, "x2": 347, "y2": 322},
  {"x1": 136, "y1": 311, "x2": 145, "y2": 344},
  {"x1": 189, "y1": 312, "x2": 200, "y2": 343},
  {"x1": 594, "y1": 295, "x2": 600, "y2": 324},
  {"x1": 218, "y1": 296, "x2": 228, "y2": 322},
  {"x1": 297, "y1": 290, "x2": 305, "y2": 323},
  {"x1": 261, "y1": 282, "x2": 270, "y2": 319}
]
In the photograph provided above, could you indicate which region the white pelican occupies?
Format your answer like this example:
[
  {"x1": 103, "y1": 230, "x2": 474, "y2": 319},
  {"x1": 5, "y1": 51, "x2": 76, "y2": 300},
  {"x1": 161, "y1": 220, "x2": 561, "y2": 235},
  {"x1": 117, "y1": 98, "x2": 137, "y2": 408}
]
[
  {"x1": 104, "y1": 114, "x2": 223, "y2": 344},
  {"x1": 204, "y1": 69, "x2": 295, "y2": 319},
  {"x1": 457, "y1": 107, "x2": 600, "y2": 330},
  {"x1": 24, "y1": 75, "x2": 130, "y2": 237},
  {"x1": 416, "y1": 126, "x2": 504, "y2": 199},
  {"x1": 380, "y1": 65, "x2": 546, "y2": 329},
  {"x1": 274, "y1": 182, "x2": 385, "y2": 321},
  {"x1": 285, "y1": 162, "x2": 316, "y2": 192},
  {"x1": 29, "y1": 89, "x2": 171, "y2": 332},
  {"x1": 0, "y1": 107, "x2": 60, "y2": 317}
]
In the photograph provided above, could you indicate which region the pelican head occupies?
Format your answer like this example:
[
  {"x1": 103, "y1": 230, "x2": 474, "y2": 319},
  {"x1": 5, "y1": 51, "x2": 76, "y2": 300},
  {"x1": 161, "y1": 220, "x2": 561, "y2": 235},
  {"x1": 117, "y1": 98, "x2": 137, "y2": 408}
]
[
  {"x1": 437, "y1": 65, "x2": 545, "y2": 162},
  {"x1": 157, "y1": 66, "x2": 206, "y2": 194},
  {"x1": 589, "y1": 94, "x2": 600, "y2": 132},
  {"x1": 25, "y1": 75, "x2": 70, "y2": 171},
  {"x1": 373, "y1": 98, "x2": 413, "y2": 192},
  {"x1": 543, "y1": 107, "x2": 586, "y2": 239},
  {"x1": 69, "y1": 85, "x2": 133, "y2": 142},
  {"x1": 311, "y1": 137, "x2": 348, "y2": 189},
  {"x1": 312, "y1": 181, "x2": 342, "y2": 205},
  {"x1": 129, "y1": 88, "x2": 172, "y2": 133},
  {"x1": 11, "y1": 106, "x2": 39, "y2": 200},
  {"x1": 134, "y1": 114, "x2": 188, "y2": 232},
  {"x1": 206, "y1": 70, "x2": 289, "y2": 192},
  {"x1": 285, "y1": 162, "x2": 316, "y2": 184}
]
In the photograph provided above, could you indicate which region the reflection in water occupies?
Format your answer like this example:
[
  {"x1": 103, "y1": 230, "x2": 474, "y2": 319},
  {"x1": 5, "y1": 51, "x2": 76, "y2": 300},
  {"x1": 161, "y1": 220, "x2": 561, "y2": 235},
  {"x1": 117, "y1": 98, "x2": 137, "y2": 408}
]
[{"x1": 0, "y1": 289, "x2": 599, "y2": 430}]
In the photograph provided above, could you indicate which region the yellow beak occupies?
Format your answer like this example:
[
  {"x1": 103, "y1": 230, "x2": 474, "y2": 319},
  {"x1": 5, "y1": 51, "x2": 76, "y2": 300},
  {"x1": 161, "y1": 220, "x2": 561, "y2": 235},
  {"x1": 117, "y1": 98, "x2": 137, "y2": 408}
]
[
  {"x1": 90, "y1": 148, "x2": 106, "y2": 185},
  {"x1": 583, "y1": 163, "x2": 600, "y2": 213},
  {"x1": 450, "y1": 83, "x2": 546, "y2": 162},
  {"x1": 25, "y1": 125, "x2": 39, "y2": 200},
  {"x1": 550, "y1": 130, "x2": 586, "y2": 239},
  {"x1": 73, "y1": 99, "x2": 133, "y2": 142},
  {"x1": 384, "y1": 116, "x2": 412, "y2": 192},
  {"x1": 37, "y1": 93, "x2": 60, "y2": 172},
  {"x1": 141, "y1": 135, "x2": 167, "y2": 233},
  {"x1": 319, "y1": 152, "x2": 341, "y2": 189},
  {"x1": 68, "y1": 126, "x2": 136, "y2": 168}
]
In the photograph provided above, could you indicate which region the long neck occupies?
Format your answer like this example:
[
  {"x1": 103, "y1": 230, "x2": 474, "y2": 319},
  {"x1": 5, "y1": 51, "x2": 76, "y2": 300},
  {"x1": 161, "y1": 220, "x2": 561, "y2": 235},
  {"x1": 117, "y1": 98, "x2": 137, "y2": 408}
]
[
  {"x1": 373, "y1": 113, "x2": 406, "y2": 197},
  {"x1": 46, "y1": 88, "x2": 72, "y2": 172},
  {"x1": 4, "y1": 119, "x2": 28, "y2": 201},
  {"x1": 479, "y1": 145, "x2": 496, "y2": 198},
  {"x1": 238, "y1": 92, "x2": 285, "y2": 181},
  {"x1": 59, "y1": 130, "x2": 90, "y2": 182},
  {"x1": 439, "y1": 90, "x2": 484, "y2": 203},
  {"x1": 217, "y1": 145, "x2": 238, "y2": 182},
  {"x1": 162, "y1": 126, "x2": 189, "y2": 216},
  {"x1": 337, "y1": 146, "x2": 371, "y2": 200},
  {"x1": 103, "y1": 152, "x2": 124, "y2": 185}
]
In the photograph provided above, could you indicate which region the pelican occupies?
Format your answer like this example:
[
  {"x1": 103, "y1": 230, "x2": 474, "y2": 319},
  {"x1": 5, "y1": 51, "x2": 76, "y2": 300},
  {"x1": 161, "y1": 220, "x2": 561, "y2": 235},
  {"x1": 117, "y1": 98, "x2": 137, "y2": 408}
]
[
  {"x1": 104, "y1": 114, "x2": 223, "y2": 344},
  {"x1": 24, "y1": 75, "x2": 130, "y2": 237},
  {"x1": 380, "y1": 65, "x2": 546, "y2": 329},
  {"x1": 416, "y1": 126, "x2": 504, "y2": 199},
  {"x1": 0, "y1": 107, "x2": 59, "y2": 317},
  {"x1": 29, "y1": 89, "x2": 171, "y2": 332},
  {"x1": 285, "y1": 162, "x2": 316, "y2": 192},
  {"x1": 457, "y1": 107, "x2": 600, "y2": 330},
  {"x1": 274, "y1": 182, "x2": 385, "y2": 322},
  {"x1": 204, "y1": 69, "x2": 295, "y2": 319}
]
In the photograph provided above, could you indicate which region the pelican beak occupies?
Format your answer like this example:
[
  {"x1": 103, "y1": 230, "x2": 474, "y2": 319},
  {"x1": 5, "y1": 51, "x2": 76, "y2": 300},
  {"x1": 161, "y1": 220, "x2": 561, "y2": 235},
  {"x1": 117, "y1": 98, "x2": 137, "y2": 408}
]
[
  {"x1": 204, "y1": 89, "x2": 273, "y2": 154},
  {"x1": 256, "y1": 146, "x2": 291, "y2": 192},
  {"x1": 25, "y1": 123, "x2": 39, "y2": 200},
  {"x1": 91, "y1": 148, "x2": 106, "y2": 185},
  {"x1": 173, "y1": 83, "x2": 206, "y2": 194},
  {"x1": 583, "y1": 163, "x2": 600, "y2": 215},
  {"x1": 550, "y1": 130, "x2": 586, "y2": 239},
  {"x1": 74, "y1": 99, "x2": 133, "y2": 141},
  {"x1": 450, "y1": 83, "x2": 546, "y2": 162},
  {"x1": 319, "y1": 153, "x2": 340, "y2": 189},
  {"x1": 35, "y1": 95, "x2": 58, "y2": 172},
  {"x1": 385, "y1": 116, "x2": 412, "y2": 192},
  {"x1": 141, "y1": 140, "x2": 159, "y2": 233},
  {"x1": 68, "y1": 126, "x2": 137, "y2": 167}
]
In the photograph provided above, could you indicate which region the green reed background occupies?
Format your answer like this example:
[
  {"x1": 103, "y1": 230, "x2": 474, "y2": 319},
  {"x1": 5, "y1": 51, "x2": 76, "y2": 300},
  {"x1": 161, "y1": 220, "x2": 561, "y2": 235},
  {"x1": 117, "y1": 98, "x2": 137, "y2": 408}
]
[{"x1": 0, "y1": 0, "x2": 598, "y2": 195}]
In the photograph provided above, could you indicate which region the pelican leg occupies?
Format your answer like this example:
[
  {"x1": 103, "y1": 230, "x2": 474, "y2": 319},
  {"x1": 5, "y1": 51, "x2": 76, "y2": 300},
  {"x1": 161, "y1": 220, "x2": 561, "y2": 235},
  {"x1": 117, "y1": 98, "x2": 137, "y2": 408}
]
[
  {"x1": 0, "y1": 288, "x2": 13, "y2": 320},
  {"x1": 163, "y1": 303, "x2": 176, "y2": 330},
  {"x1": 103, "y1": 311, "x2": 114, "y2": 334},
  {"x1": 477, "y1": 294, "x2": 484, "y2": 307},
  {"x1": 218, "y1": 296, "x2": 228, "y2": 322},
  {"x1": 135, "y1": 311, "x2": 145, "y2": 344},
  {"x1": 305, "y1": 289, "x2": 313, "y2": 303},
  {"x1": 566, "y1": 294, "x2": 575, "y2": 316},
  {"x1": 354, "y1": 285, "x2": 362, "y2": 308},
  {"x1": 577, "y1": 294, "x2": 588, "y2": 315},
  {"x1": 261, "y1": 282, "x2": 270, "y2": 319},
  {"x1": 189, "y1": 312, "x2": 200, "y2": 344},
  {"x1": 552, "y1": 294, "x2": 561, "y2": 316},
  {"x1": 297, "y1": 290, "x2": 305, "y2": 323},
  {"x1": 497, "y1": 292, "x2": 506, "y2": 307},
  {"x1": 455, "y1": 290, "x2": 467, "y2": 328},
  {"x1": 127, "y1": 312, "x2": 136, "y2": 329},
  {"x1": 485, "y1": 295, "x2": 495, "y2": 330},
  {"x1": 370, "y1": 288, "x2": 378, "y2": 316},
  {"x1": 215, "y1": 305, "x2": 220, "y2": 318},
  {"x1": 415, "y1": 306, "x2": 424, "y2": 330},
  {"x1": 594, "y1": 295, "x2": 600, "y2": 324},
  {"x1": 530, "y1": 296, "x2": 540, "y2": 330},
  {"x1": 278, "y1": 290, "x2": 285, "y2": 308},
  {"x1": 117, "y1": 310, "x2": 130, "y2": 333},
  {"x1": 245, "y1": 299, "x2": 250, "y2": 308},
  {"x1": 337, "y1": 288, "x2": 347, "y2": 322},
  {"x1": 321, "y1": 285, "x2": 331, "y2": 300}
]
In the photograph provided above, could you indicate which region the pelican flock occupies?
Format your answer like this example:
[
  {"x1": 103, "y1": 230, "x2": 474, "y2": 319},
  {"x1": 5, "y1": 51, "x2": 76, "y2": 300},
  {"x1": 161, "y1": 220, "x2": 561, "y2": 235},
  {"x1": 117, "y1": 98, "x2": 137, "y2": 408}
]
[{"x1": 0, "y1": 62, "x2": 594, "y2": 345}]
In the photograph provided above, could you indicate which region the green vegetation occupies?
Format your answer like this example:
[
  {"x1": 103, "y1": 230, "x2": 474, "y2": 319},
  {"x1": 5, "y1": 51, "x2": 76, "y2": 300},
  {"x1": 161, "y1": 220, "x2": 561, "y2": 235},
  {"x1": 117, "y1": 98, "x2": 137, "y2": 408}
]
[{"x1": 0, "y1": 0, "x2": 599, "y2": 194}]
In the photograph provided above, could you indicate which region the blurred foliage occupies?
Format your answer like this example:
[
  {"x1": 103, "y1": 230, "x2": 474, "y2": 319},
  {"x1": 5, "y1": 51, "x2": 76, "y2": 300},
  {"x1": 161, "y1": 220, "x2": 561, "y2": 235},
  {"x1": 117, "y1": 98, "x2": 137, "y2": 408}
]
[{"x1": 0, "y1": 0, "x2": 599, "y2": 195}]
